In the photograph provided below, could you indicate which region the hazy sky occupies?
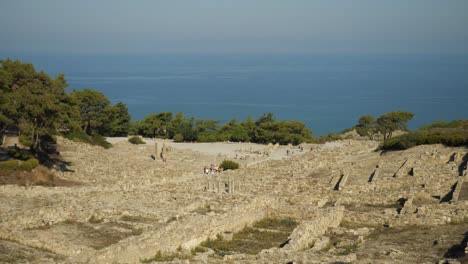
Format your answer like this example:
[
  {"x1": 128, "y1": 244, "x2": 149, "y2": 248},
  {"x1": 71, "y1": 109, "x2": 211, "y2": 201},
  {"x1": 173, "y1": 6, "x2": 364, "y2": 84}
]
[{"x1": 1, "y1": 0, "x2": 467, "y2": 54}]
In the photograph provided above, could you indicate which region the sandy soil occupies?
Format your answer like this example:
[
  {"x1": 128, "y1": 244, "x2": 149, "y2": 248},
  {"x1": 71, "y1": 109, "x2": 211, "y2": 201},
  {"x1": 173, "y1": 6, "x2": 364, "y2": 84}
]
[{"x1": 107, "y1": 137, "x2": 311, "y2": 164}]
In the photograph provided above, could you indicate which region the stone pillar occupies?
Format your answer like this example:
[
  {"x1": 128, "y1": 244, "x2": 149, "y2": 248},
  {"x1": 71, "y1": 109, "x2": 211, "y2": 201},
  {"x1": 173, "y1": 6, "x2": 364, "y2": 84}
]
[
  {"x1": 394, "y1": 159, "x2": 411, "y2": 178},
  {"x1": 339, "y1": 173, "x2": 349, "y2": 191},
  {"x1": 334, "y1": 171, "x2": 349, "y2": 191},
  {"x1": 161, "y1": 143, "x2": 167, "y2": 162},
  {"x1": 369, "y1": 163, "x2": 381, "y2": 183},
  {"x1": 451, "y1": 177, "x2": 465, "y2": 203},
  {"x1": 154, "y1": 142, "x2": 159, "y2": 159},
  {"x1": 399, "y1": 195, "x2": 414, "y2": 215}
]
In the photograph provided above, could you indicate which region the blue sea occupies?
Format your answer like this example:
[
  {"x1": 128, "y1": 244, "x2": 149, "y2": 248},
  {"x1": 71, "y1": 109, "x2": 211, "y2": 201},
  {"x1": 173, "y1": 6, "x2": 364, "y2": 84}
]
[{"x1": 2, "y1": 53, "x2": 468, "y2": 135}]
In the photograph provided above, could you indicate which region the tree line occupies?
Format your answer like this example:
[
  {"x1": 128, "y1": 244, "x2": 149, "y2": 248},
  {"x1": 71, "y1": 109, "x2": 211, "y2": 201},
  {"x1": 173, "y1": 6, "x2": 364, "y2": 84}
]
[
  {"x1": 0, "y1": 59, "x2": 131, "y2": 152},
  {"x1": 4, "y1": 58, "x2": 452, "y2": 155},
  {"x1": 131, "y1": 112, "x2": 313, "y2": 145},
  {"x1": 0, "y1": 59, "x2": 315, "y2": 154}
]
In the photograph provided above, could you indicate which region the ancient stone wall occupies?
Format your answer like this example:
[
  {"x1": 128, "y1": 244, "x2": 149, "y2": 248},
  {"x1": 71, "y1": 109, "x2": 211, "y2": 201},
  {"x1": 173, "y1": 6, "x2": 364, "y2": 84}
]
[{"x1": 283, "y1": 206, "x2": 344, "y2": 251}]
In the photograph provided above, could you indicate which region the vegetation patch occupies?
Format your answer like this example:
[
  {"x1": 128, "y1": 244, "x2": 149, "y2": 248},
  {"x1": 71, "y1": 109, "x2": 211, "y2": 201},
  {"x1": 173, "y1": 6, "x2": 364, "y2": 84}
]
[
  {"x1": 253, "y1": 217, "x2": 298, "y2": 231},
  {"x1": 220, "y1": 160, "x2": 239, "y2": 171},
  {"x1": 88, "y1": 215, "x2": 104, "y2": 224},
  {"x1": 173, "y1": 133, "x2": 184, "y2": 142},
  {"x1": 381, "y1": 121, "x2": 468, "y2": 150},
  {"x1": 133, "y1": 112, "x2": 313, "y2": 145},
  {"x1": 140, "y1": 249, "x2": 198, "y2": 263},
  {"x1": 64, "y1": 131, "x2": 112, "y2": 149},
  {"x1": 120, "y1": 215, "x2": 154, "y2": 223},
  {"x1": 0, "y1": 158, "x2": 39, "y2": 171},
  {"x1": 0, "y1": 166, "x2": 79, "y2": 186},
  {"x1": 199, "y1": 217, "x2": 298, "y2": 256},
  {"x1": 0, "y1": 239, "x2": 65, "y2": 263},
  {"x1": 6, "y1": 147, "x2": 34, "y2": 160},
  {"x1": 128, "y1": 136, "x2": 145, "y2": 145},
  {"x1": 191, "y1": 205, "x2": 224, "y2": 215}
]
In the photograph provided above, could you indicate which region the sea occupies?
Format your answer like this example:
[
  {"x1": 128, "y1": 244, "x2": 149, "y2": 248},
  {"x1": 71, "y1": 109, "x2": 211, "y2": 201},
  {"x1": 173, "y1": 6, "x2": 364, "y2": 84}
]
[{"x1": 2, "y1": 53, "x2": 468, "y2": 136}]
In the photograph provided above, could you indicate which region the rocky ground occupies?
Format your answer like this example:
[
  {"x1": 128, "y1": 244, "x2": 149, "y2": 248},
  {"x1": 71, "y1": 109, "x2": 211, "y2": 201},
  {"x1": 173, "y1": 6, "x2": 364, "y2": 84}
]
[{"x1": 0, "y1": 137, "x2": 467, "y2": 264}]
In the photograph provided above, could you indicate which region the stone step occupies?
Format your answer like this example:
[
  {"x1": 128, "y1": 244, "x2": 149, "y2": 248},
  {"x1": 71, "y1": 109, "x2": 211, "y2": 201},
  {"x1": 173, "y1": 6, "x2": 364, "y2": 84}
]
[{"x1": 457, "y1": 181, "x2": 468, "y2": 201}]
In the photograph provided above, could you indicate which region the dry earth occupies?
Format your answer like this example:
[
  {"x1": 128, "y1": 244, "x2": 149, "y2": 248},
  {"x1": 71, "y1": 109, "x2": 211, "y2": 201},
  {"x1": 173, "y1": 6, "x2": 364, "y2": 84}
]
[{"x1": 0, "y1": 137, "x2": 467, "y2": 264}]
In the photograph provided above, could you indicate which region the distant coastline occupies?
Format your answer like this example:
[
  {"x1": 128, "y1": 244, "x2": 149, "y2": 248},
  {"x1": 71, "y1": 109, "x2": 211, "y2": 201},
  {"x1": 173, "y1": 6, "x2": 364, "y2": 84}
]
[{"x1": 1, "y1": 53, "x2": 468, "y2": 135}]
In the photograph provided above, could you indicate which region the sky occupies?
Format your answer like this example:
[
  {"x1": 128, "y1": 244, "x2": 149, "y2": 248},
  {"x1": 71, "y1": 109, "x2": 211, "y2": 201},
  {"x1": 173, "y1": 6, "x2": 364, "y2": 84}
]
[{"x1": 1, "y1": 0, "x2": 468, "y2": 54}]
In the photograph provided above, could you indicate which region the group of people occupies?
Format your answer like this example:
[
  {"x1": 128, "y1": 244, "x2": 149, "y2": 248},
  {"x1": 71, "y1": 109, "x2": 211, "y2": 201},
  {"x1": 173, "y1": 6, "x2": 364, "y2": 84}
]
[
  {"x1": 286, "y1": 146, "x2": 305, "y2": 156},
  {"x1": 203, "y1": 164, "x2": 223, "y2": 176}
]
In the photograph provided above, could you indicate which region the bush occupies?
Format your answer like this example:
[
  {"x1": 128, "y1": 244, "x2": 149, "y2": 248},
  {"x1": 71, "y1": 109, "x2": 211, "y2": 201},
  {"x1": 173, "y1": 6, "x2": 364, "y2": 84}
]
[
  {"x1": 381, "y1": 125, "x2": 468, "y2": 150},
  {"x1": 21, "y1": 158, "x2": 39, "y2": 170},
  {"x1": 65, "y1": 131, "x2": 112, "y2": 149},
  {"x1": 7, "y1": 148, "x2": 33, "y2": 160},
  {"x1": 0, "y1": 158, "x2": 39, "y2": 171},
  {"x1": 0, "y1": 160, "x2": 19, "y2": 170},
  {"x1": 19, "y1": 135, "x2": 32, "y2": 147},
  {"x1": 314, "y1": 133, "x2": 342, "y2": 143},
  {"x1": 220, "y1": 160, "x2": 239, "y2": 171},
  {"x1": 40, "y1": 134, "x2": 57, "y2": 153},
  {"x1": 91, "y1": 134, "x2": 112, "y2": 149},
  {"x1": 173, "y1": 133, "x2": 184, "y2": 142},
  {"x1": 128, "y1": 136, "x2": 145, "y2": 145}
]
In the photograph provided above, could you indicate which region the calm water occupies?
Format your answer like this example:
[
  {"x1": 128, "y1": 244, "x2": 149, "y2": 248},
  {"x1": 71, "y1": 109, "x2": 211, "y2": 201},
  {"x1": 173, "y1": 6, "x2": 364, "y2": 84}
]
[{"x1": 3, "y1": 53, "x2": 468, "y2": 135}]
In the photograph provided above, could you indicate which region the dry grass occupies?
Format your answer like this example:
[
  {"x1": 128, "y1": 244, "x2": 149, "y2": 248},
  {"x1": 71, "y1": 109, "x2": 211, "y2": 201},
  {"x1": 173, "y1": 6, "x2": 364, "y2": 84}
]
[
  {"x1": 120, "y1": 215, "x2": 154, "y2": 224},
  {"x1": 199, "y1": 217, "x2": 298, "y2": 256},
  {"x1": 0, "y1": 165, "x2": 80, "y2": 187},
  {"x1": 0, "y1": 238, "x2": 65, "y2": 263},
  {"x1": 140, "y1": 251, "x2": 194, "y2": 263}
]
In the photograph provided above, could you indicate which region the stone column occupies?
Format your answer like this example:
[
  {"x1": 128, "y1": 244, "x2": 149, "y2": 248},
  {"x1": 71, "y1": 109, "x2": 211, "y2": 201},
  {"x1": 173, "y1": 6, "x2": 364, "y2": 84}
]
[
  {"x1": 394, "y1": 159, "x2": 410, "y2": 178},
  {"x1": 451, "y1": 177, "x2": 465, "y2": 203},
  {"x1": 154, "y1": 142, "x2": 159, "y2": 159},
  {"x1": 369, "y1": 163, "x2": 381, "y2": 183},
  {"x1": 161, "y1": 143, "x2": 167, "y2": 162}
]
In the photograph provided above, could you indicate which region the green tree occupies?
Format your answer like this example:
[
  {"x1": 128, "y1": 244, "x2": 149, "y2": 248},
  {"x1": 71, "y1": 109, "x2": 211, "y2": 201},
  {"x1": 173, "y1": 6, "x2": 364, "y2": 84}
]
[
  {"x1": 69, "y1": 89, "x2": 111, "y2": 135},
  {"x1": 356, "y1": 115, "x2": 378, "y2": 139},
  {"x1": 101, "y1": 102, "x2": 131, "y2": 136},
  {"x1": 0, "y1": 60, "x2": 70, "y2": 151},
  {"x1": 255, "y1": 113, "x2": 275, "y2": 126},
  {"x1": 239, "y1": 116, "x2": 256, "y2": 141},
  {"x1": 377, "y1": 111, "x2": 414, "y2": 140},
  {"x1": 168, "y1": 112, "x2": 187, "y2": 138},
  {"x1": 138, "y1": 112, "x2": 173, "y2": 138}
]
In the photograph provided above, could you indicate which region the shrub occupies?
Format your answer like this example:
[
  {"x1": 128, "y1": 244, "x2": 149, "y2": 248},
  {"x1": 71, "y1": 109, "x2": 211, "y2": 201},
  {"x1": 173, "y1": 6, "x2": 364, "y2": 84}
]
[
  {"x1": 21, "y1": 158, "x2": 39, "y2": 170},
  {"x1": 90, "y1": 134, "x2": 112, "y2": 149},
  {"x1": 220, "y1": 160, "x2": 239, "y2": 171},
  {"x1": 173, "y1": 133, "x2": 184, "y2": 142},
  {"x1": 64, "y1": 131, "x2": 92, "y2": 142},
  {"x1": 314, "y1": 133, "x2": 342, "y2": 143},
  {"x1": 19, "y1": 135, "x2": 32, "y2": 147},
  {"x1": 199, "y1": 217, "x2": 298, "y2": 256},
  {"x1": 0, "y1": 158, "x2": 39, "y2": 171},
  {"x1": 0, "y1": 160, "x2": 19, "y2": 170},
  {"x1": 65, "y1": 131, "x2": 112, "y2": 149},
  {"x1": 381, "y1": 125, "x2": 468, "y2": 150},
  {"x1": 7, "y1": 148, "x2": 33, "y2": 160},
  {"x1": 128, "y1": 136, "x2": 145, "y2": 145},
  {"x1": 39, "y1": 134, "x2": 57, "y2": 153}
]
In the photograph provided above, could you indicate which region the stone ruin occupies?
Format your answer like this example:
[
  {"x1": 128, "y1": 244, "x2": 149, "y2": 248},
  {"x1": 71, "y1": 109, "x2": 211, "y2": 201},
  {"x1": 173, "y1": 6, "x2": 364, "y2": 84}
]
[
  {"x1": 206, "y1": 177, "x2": 237, "y2": 194},
  {"x1": 1, "y1": 138, "x2": 468, "y2": 263}
]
